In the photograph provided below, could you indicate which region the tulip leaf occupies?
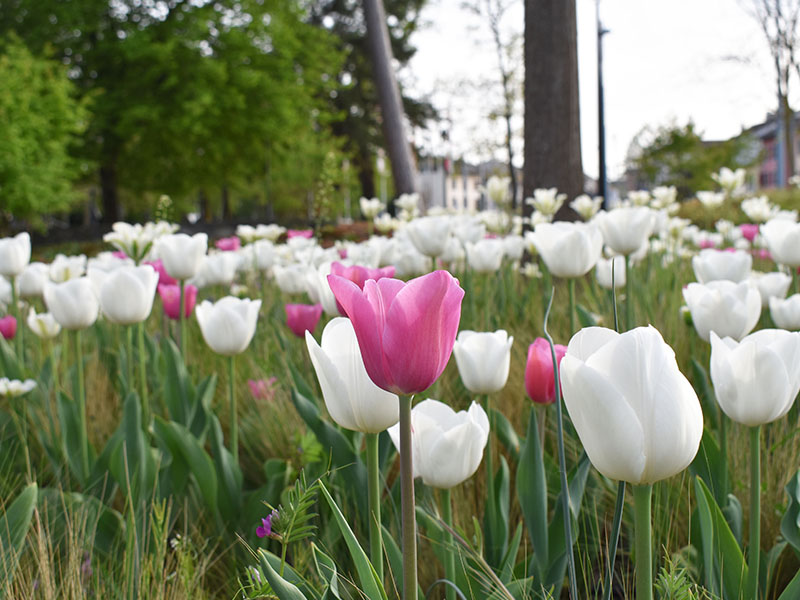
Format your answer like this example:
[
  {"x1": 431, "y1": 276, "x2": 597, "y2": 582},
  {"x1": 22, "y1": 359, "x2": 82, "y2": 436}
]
[
  {"x1": 318, "y1": 481, "x2": 387, "y2": 600},
  {"x1": 690, "y1": 359, "x2": 720, "y2": 431},
  {"x1": 312, "y1": 544, "x2": 340, "y2": 597},
  {"x1": 781, "y1": 468, "x2": 800, "y2": 555},
  {"x1": 491, "y1": 408, "x2": 521, "y2": 463},
  {"x1": 690, "y1": 427, "x2": 729, "y2": 507},
  {"x1": 0, "y1": 482, "x2": 37, "y2": 588},
  {"x1": 153, "y1": 417, "x2": 219, "y2": 521},
  {"x1": 209, "y1": 413, "x2": 243, "y2": 525},
  {"x1": 0, "y1": 337, "x2": 23, "y2": 379},
  {"x1": 576, "y1": 304, "x2": 598, "y2": 328},
  {"x1": 57, "y1": 391, "x2": 89, "y2": 485},
  {"x1": 484, "y1": 455, "x2": 510, "y2": 567},
  {"x1": 694, "y1": 476, "x2": 747, "y2": 599},
  {"x1": 161, "y1": 337, "x2": 192, "y2": 425},
  {"x1": 498, "y1": 522, "x2": 524, "y2": 584},
  {"x1": 257, "y1": 549, "x2": 309, "y2": 600},
  {"x1": 777, "y1": 566, "x2": 800, "y2": 600},
  {"x1": 517, "y1": 407, "x2": 548, "y2": 572}
]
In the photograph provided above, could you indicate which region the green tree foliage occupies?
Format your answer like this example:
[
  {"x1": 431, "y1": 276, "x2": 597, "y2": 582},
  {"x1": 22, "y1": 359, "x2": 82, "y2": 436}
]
[
  {"x1": 0, "y1": 0, "x2": 347, "y2": 222},
  {"x1": 0, "y1": 37, "x2": 87, "y2": 229},
  {"x1": 628, "y1": 121, "x2": 758, "y2": 198}
]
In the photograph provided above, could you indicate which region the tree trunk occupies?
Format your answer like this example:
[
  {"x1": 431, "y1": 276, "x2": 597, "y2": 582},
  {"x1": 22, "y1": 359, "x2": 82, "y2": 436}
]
[
  {"x1": 221, "y1": 184, "x2": 231, "y2": 220},
  {"x1": 99, "y1": 162, "x2": 121, "y2": 224},
  {"x1": 356, "y1": 146, "x2": 377, "y2": 200},
  {"x1": 523, "y1": 0, "x2": 583, "y2": 224},
  {"x1": 362, "y1": 0, "x2": 418, "y2": 197},
  {"x1": 783, "y1": 94, "x2": 795, "y2": 181},
  {"x1": 505, "y1": 109, "x2": 518, "y2": 208}
]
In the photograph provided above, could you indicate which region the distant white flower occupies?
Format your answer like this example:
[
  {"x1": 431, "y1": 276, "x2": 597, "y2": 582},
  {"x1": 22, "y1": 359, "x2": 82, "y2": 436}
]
[
  {"x1": 570, "y1": 194, "x2": 602, "y2": 220},
  {"x1": 651, "y1": 186, "x2": 677, "y2": 210},
  {"x1": 697, "y1": 191, "x2": 725, "y2": 209},
  {"x1": 627, "y1": 190, "x2": 651, "y2": 207},
  {"x1": 712, "y1": 167, "x2": 746, "y2": 196},
  {"x1": 49, "y1": 254, "x2": 87, "y2": 283},
  {"x1": 525, "y1": 188, "x2": 566, "y2": 216},
  {"x1": 395, "y1": 193, "x2": 420, "y2": 213},
  {"x1": 359, "y1": 197, "x2": 385, "y2": 219},
  {"x1": 741, "y1": 196, "x2": 776, "y2": 223},
  {"x1": 0, "y1": 378, "x2": 37, "y2": 398},
  {"x1": 484, "y1": 176, "x2": 512, "y2": 208}
]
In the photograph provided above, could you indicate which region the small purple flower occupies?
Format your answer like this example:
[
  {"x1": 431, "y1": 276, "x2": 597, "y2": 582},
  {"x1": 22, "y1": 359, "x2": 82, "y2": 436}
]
[{"x1": 256, "y1": 510, "x2": 278, "y2": 538}]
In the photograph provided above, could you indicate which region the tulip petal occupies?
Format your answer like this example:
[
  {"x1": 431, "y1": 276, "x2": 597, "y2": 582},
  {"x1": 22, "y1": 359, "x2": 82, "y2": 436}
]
[{"x1": 306, "y1": 329, "x2": 359, "y2": 431}]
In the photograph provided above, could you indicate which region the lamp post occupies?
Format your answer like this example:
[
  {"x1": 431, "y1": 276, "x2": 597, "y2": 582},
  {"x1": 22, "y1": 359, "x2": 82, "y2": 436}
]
[{"x1": 597, "y1": 0, "x2": 610, "y2": 208}]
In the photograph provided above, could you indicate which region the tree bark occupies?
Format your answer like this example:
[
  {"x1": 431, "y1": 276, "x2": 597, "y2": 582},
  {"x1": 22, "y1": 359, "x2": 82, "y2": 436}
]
[
  {"x1": 362, "y1": 0, "x2": 418, "y2": 196},
  {"x1": 99, "y1": 162, "x2": 121, "y2": 224},
  {"x1": 523, "y1": 0, "x2": 583, "y2": 223}
]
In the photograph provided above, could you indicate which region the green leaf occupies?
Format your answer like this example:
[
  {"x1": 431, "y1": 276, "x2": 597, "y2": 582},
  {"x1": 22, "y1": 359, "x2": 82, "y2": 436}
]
[
  {"x1": 491, "y1": 408, "x2": 521, "y2": 463},
  {"x1": 691, "y1": 359, "x2": 720, "y2": 431},
  {"x1": 576, "y1": 304, "x2": 598, "y2": 327},
  {"x1": 484, "y1": 455, "x2": 510, "y2": 567},
  {"x1": 0, "y1": 482, "x2": 37, "y2": 587},
  {"x1": 57, "y1": 391, "x2": 86, "y2": 484},
  {"x1": 781, "y1": 468, "x2": 800, "y2": 555},
  {"x1": 517, "y1": 407, "x2": 548, "y2": 572},
  {"x1": 690, "y1": 427, "x2": 728, "y2": 507},
  {"x1": 208, "y1": 414, "x2": 243, "y2": 524},
  {"x1": 312, "y1": 544, "x2": 340, "y2": 597},
  {"x1": 258, "y1": 549, "x2": 309, "y2": 600},
  {"x1": 777, "y1": 566, "x2": 800, "y2": 600},
  {"x1": 498, "y1": 523, "x2": 523, "y2": 584},
  {"x1": 694, "y1": 476, "x2": 747, "y2": 599},
  {"x1": 318, "y1": 480, "x2": 387, "y2": 600}
]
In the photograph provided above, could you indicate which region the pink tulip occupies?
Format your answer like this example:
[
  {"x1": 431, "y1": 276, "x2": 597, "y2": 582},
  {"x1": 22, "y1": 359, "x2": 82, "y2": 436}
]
[
  {"x1": 158, "y1": 284, "x2": 198, "y2": 320},
  {"x1": 525, "y1": 338, "x2": 567, "y2": 405},
  {"x1": 112, "y1": 250, "x2": 128, "y2": 260},
  {"x1": 328, "y1": 270, "x2": 464, "y2": 395},
  {"x1": 330, "y1": 261, "x2": 396, "y2": 290},
  {"x1": 756, "y1": 248, "x2": 772, "y2": 261},
  {"x1": 699, "y1": 239, "x2": 717, "y2": 250},
  {"x1": 248, "y1": 377, "x2": 277, "y2": 401},
  {"x1": 740, "y1": 224, "x2": 759, "y2": 242},
  {"x1": 144, "y1": 259, "x2": 177, "y2": 286},
  {"x1": 287, "y1": 229, "x2": 313, "y2": 239},
  {"x1": 215, "y1": 236, "x2": 241, "y2": 252},
  {"x1": 285, "y1": 303, "x2": 323, "y2": 337},
  {"x1": 0, "y1": 315, "x2": 17, "y2": 340}
]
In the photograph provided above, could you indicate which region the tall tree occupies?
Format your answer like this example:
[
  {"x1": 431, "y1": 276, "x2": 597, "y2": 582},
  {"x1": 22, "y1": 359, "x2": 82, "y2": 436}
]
[
  {"x1": 751, "y1": 0, "x2": 800, "y2": 185},
  {"x1": 523, "y1": 0, "x2": 583, "y2": 222}
]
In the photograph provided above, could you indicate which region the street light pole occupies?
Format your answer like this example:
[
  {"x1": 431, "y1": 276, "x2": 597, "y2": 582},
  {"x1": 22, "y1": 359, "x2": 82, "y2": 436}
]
[{"x1": 597, "y1": 0, "x2": 609, "y2": 208}]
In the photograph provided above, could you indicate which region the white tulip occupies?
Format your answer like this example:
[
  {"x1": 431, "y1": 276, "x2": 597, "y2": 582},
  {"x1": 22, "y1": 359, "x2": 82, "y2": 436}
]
[
  {"x1": 484, "y1": 176, "x2": 511, "y2": 208},
  {"x1": 465, "y1": 239, "x2": 505, "y2": 273},
  {"x1": 305, "y1": 263, "x2": 340, "y2": 316},
  {"x1": 17, "y1": 262, "x2": 49, "y2": 298},
  {"x1": 360, "y1": 197, "x2": 385, "y2": 219},
  {"x1": 156, "y1": 233, "x2": 208, "y2": 280},
  {"x1": 91, "y1": 265, "x2": 159, "y2": 325},
  {"x1": 692, "y1": 249, "x2": 752, "y2": 284},
  {"x1": 525, "y1": 188, "x2": 566, "y2": 216},
  {"x1": 682, "y1": 281, "x2": 761, "y2": 342},
  {"x1": 253, "y1": 240, "x2": 276, "y2": 270},
  {"x1": 710, "y1": 329, "x2": 800, "y2": 426},
  {"x1": 570, "y1": 194, "x2": 602, "y2": 220},
  {"x1": 195, "y1": 296, "x2": 261, "y2": 356},
  {"x1": 761, "y1": 219, "x2": 800, "y2": 267},
  {"x1": 750, "y1": 271, "x2": 791, "y2": 308},
  {"x1": 770, "y1": 294, "x2": 800, "y2": 330},
  {"x1": 197, "y1": 252, "x2": 240, "y2": 287},
  {"x1": 405, "y1": 216, "x2": 453, "y2": 258},
  {"x1": 0, "y1": 377, "x2": 37, "y2": 398},
  {"x1": 273, "y1": 264, "x2": 312, "y2": 295},
  {"x1": 528, "y1": 222, "x2": 603, "y2": 278},
  {"x1": 49, "y1": 254, "x2": 87, "y2": 282},
  {"x1": 305, "y1": 318, "x2": 398, "y2": 433},
  {"x1": 27, "y1": 308, "x2": 61, "y2": 339},
  {"x1": 452, "y1": 330, "x2": 513, "y2": 394},
  {"x1": 560, "y1": 326, "x2": 703, "y2": 484},
  {"x1": 696, "y1": 191, "x2": 725, "y2": 209},
  {"x1": 741, "y1": 196, "x2": 775, "y2": 223},
  {"x1": 388, "y1": 399, "x2": 489, "y2": 489},
  {"x1": 595, "y1": 256, "x2": 626, "y2": 289},
  {"x1": 0, "y1": 232, "x2": 31, "y2": 277},
  {"x1": 594, "y1": 207, "x2": 655, "y2": 255},
  {"x1": 502, "y1": 235, "x2": 525, "y2": 262},
  {"x1": 43, "y1": 278, "x2": 99, "y2": 330},
  {"x1": 0, "y1": 276, "x2": 10, "y2": 308}
]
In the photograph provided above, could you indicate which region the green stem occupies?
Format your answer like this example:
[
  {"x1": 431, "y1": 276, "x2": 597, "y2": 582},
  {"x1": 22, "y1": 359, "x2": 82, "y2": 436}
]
[
  {"x1": 126, "y1": 326, "x2": 135, "y2": 392},
  {"x1": 483, "y1": 394, "x2": 497, "y2": 561},
  {"x1": 719, "y1": 411, "x2": 729, "y2": 497},
  {"x1": 138, "y1": 322, "x2": 150, "y2": 426},
  {"x1": 568, "y1": 277, "x2": 576, "y2": 335},
  {"x1": 10, "y1": 278, "x2": 23, "y2": 360},
  {"x1": 792, "y1": 267, "x2": 798, "y2": 296},
  {"x1": 228, "y1": 355, "x2": 238, "y2": 464},
  {"x1": 440, "y1": 488, "x2": 456, "y2": 600},
  {"x1": 399, "y1": 395, "x2": 418, "y2": 600},
  {"x1": 633, "y1": 484, "x2": 653, "y2": 600},
  {"x1": 748, "y1": 425, "x2": 762, "y2": 599},
  {"x1": 625, "y1": 255, "x2": 633, "y2": 331},
  {"x1": 602, "y1": 480, "x2": 626, "y2": 600},
  {"x1": 75, "y1": 329, "x2": 89, "y2": 482},
  {"x1": 179, "y1": 279, "x2": 186, "y2": 358},
  {"x1": 366, "y1": 432, "x2": 383, "y2": 582}
]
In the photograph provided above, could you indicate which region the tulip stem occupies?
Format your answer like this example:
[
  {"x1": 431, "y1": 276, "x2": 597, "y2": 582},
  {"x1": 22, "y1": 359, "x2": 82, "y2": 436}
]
[
  {"x1": 366, "y1": 432, "x2": 383, "y2": 582},
  {"x1": 75, "y1": 329, "x2": 89, "y2": 483},
  {"x1": 228, "y1": 355, "x2": 238, "y2": 464},
  {"x1": 748, "y1": 425, "x2": 762, "y2": 600},
  {"x1": 543, "y1": 289, "x2": 578, "y2": 599},
  {"x1": 399, "y1": 395, "x2": 418, "y2": 600},
  {"x1": 625, "y1": 255, "x2": 633, "y2": 331},
  {"x1": 633, "y1": 484, "x2": 653, "y2": 600},
  {"x1": 568, "y1": 278, "x2": 576, "y2": 335},
  {"x1": 602, "y1": 480, "x2": 626, "y2": 600},
  {"x1": 126, "y1": 325, "x2": 135, "y2": 392},
  {"x1": 138, "y1": 322, "x2": 150, "y2": 426},
  {"x1": 179, "y1": 279, "x2": 186, "y2": 358},
  {"x1": 440, "y1": 488, "x2": 456, "y2": 600},
  {"x1": 719, "y1": 412, "x2": 729, "y2": 497},
  {"x1": 483, "y1": 394, "x2": 498, "y2": 564}
]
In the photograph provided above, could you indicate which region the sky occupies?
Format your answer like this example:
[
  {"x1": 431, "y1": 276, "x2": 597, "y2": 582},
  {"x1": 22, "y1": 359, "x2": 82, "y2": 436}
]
[{"x1": 401, "y1": 0, "x2": 786, "y2": 180}]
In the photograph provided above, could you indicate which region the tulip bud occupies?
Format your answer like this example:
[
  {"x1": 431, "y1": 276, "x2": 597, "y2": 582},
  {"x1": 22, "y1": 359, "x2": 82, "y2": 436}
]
[
  {"x1": 525, "y1": 338, "x2": 566, "y2": 404},
  {"x1": 43, "y1": 278, "x2": 100, "y2": 330},
  {"x1": 90, "y1": 265, "x2": 159, "y2": 325},
  {"x1": 155, "y1": 233, "x2": 208, "y2": 280},
  {"x1": 195, "y1": 296, "x2": 261, "y2": 356},
  {"x1": 157, "y1": 284, "x2": 197, "y2": 320},
  {"x1": 452, "y1": 330, "x2": 513, "y2": 394},
  {"x1": 0, "y1": 233, "x2": 31, "y2": 277},
  {"x1": 27, "y1": 308, "x2": 61, "y2": 339},
  {"x1": 0, "y1": 315, "x2": 17, "y2": 340},
  {"x1": 285, "y1": 303, "x2": 323, "y2": 338},
  {"x1": 682, "y1": 280, "x2": 761, "y2": 342}
]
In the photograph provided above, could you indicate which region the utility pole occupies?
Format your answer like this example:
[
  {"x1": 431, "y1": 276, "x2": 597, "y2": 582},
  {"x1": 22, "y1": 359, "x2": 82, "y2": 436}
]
[{"x1": 597, "y1": 0, "x2": 609, "y2": 207}]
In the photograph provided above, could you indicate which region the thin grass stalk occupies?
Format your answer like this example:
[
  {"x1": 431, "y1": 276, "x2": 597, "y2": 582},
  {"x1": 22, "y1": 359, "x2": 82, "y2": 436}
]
[
  {"x1": 74, "y1": 329, "x2": 89, "y2": 481},
  {"x1": 138, "y1": 321, "x2": 150, "y2": 426},
  {"x1": 625, "y1": 255, "x2": 633, "y2": 330},
  {"x1": 543, "y1": 288, "x2": 578, "y2": 598},
  {"x1": 126, "y1": 325, "x2": 135, "y2": 391},
  {"x1": 568, "y1": 278, "x2": 576, "y2": 335},
  {"x1": 366, "y1": 432, "x2": 383, "y2": 581},
  {"x1": 229, "y1": 355, "x2": 238, "y2": 463}
]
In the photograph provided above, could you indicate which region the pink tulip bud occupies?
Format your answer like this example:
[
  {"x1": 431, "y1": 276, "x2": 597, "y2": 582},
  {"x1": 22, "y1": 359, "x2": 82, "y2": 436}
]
[
  {"x1": 215, "y1": 236, "x2": 241, "y2": 252},
  {"x1": 328, "y1": 270, "x2": 464, "y2": 395},
  {"x1": 157, "y1": 284, "x2": 198, "y2": 320},
  {"x1": 144, "y1": 259, "x2": 177, "y2": 286},
  {"x1": 330, "y1": 261, "x2": 395, "y2": 290},
  {"x1": 740, "y1": 223, "x2": 759, "y2": 242},
  {"x1": 285, "y1": 303, "x2": 323, "y2": 337},
  {"x1": 112, "y1": 250, "x2": 128, "y2": 260},
  {"x1": 0, "y1": 315, "x2": 17, "y2": 340},
  {"x1": 287, "y1": 229, "x2": 313, "y2": 239},
  {"x1": 525, "y1": 338, "x2": 567, "y2": 405}
]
